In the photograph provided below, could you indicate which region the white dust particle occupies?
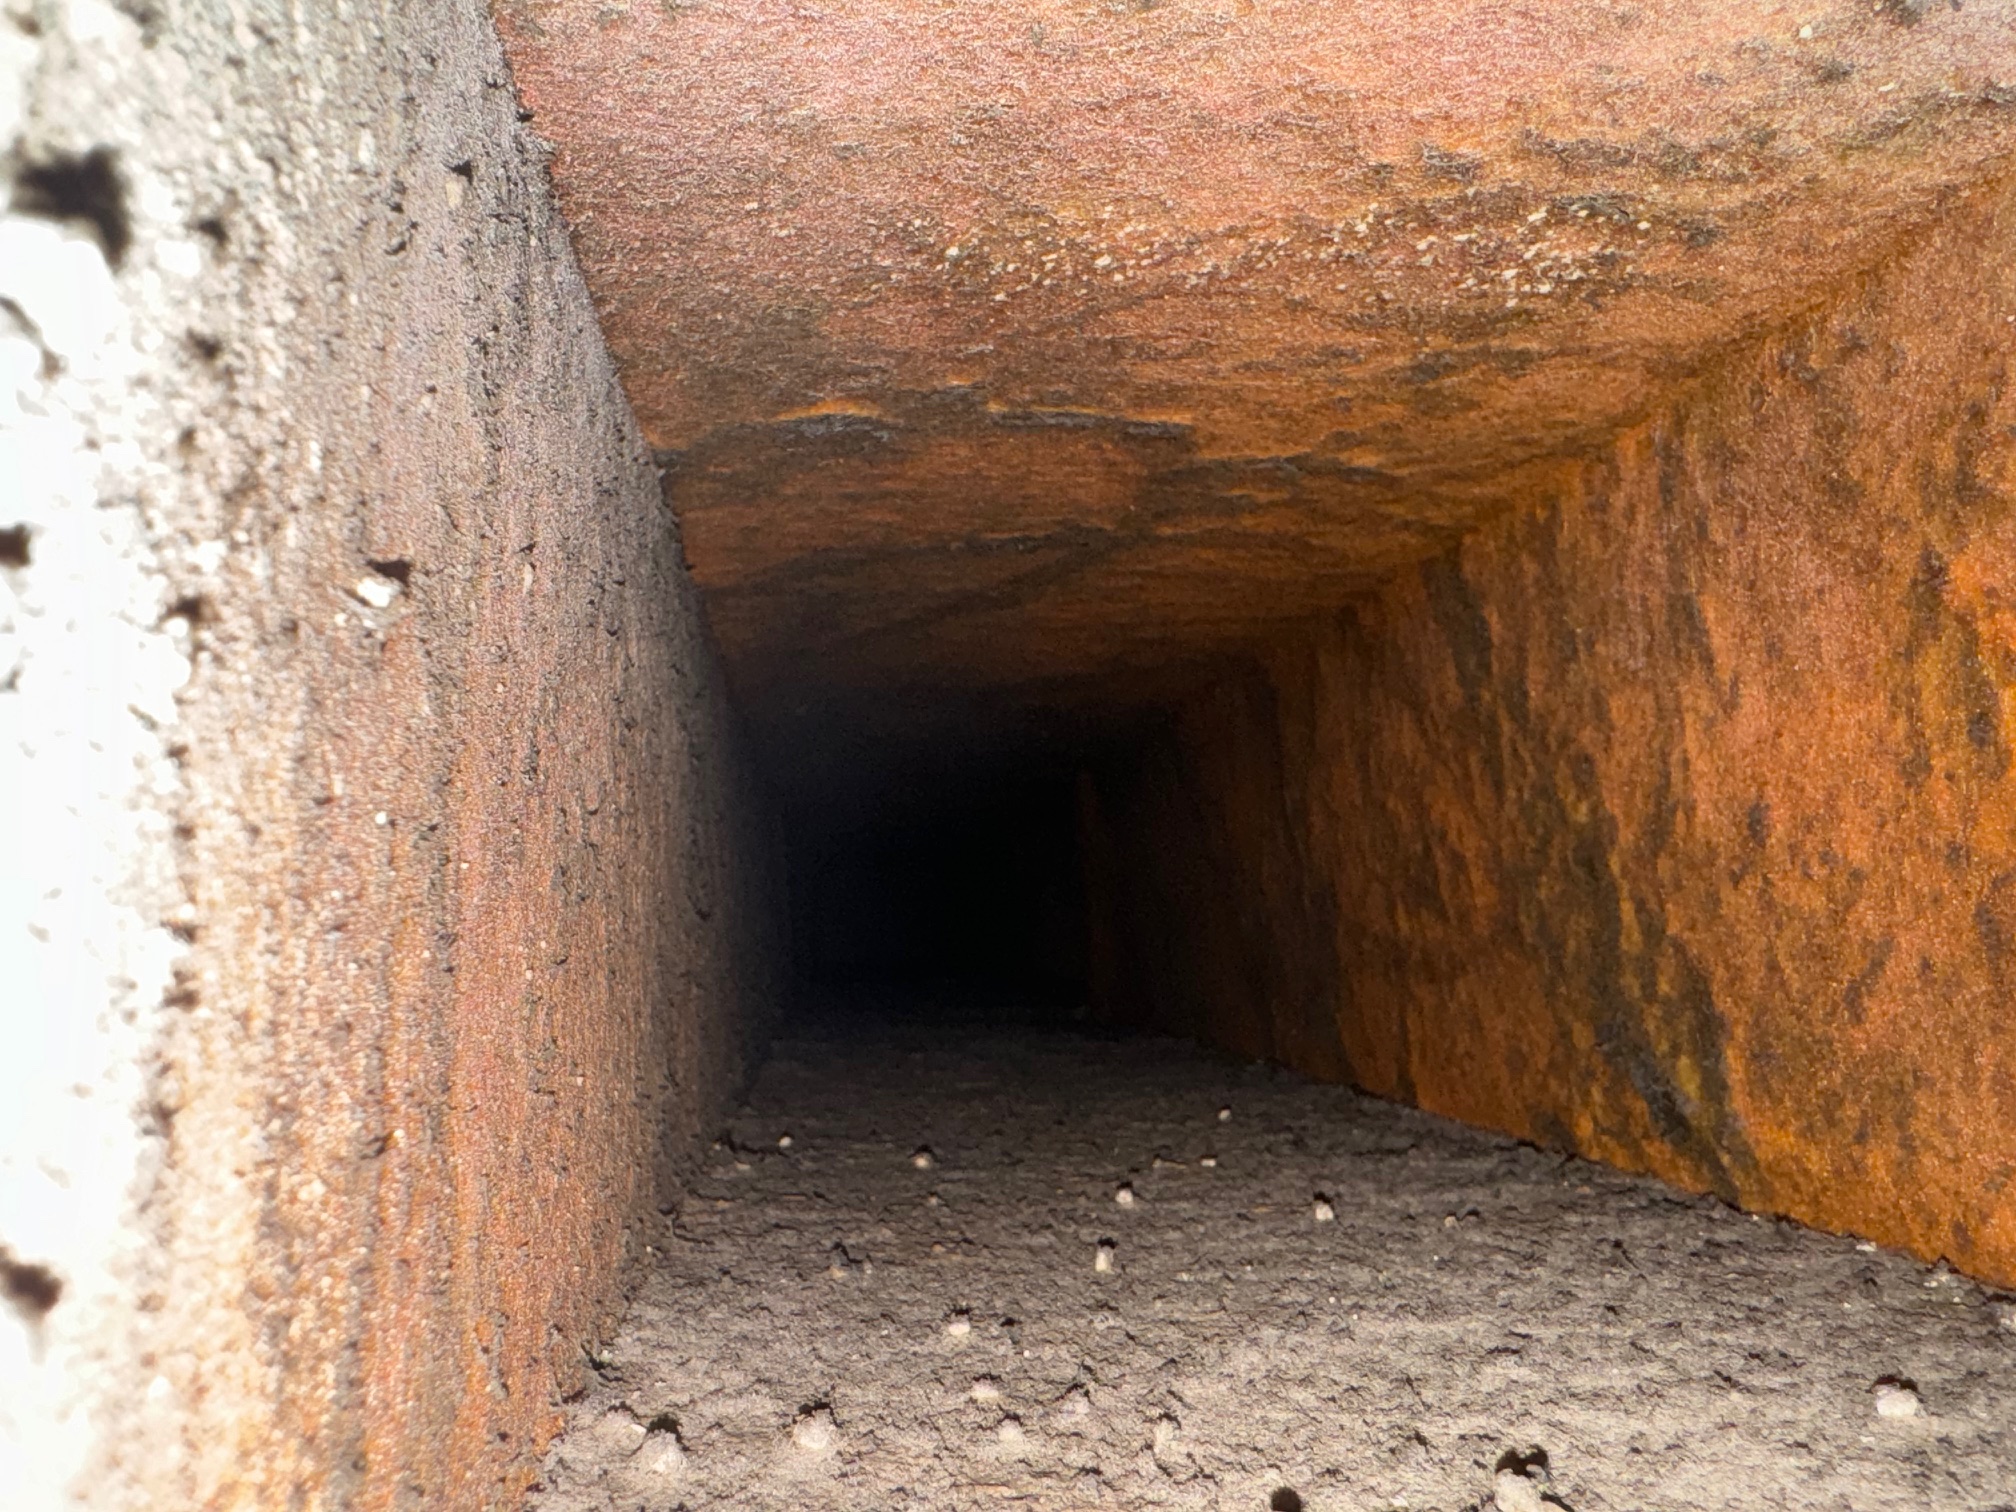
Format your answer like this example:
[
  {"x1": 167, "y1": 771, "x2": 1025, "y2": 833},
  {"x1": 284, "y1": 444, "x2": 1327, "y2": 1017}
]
[
  {"x1": 588, "y1": 1408, "x2": 647, "y2": 1457},
  {"x1": 1094, "y1": 1240, "x2": 1117, "y2": 1273},
  {"x1": 1493, "y1": 1468, "x2": 1549, "y2": 1512},
  {"x1": 912, "y1": 1147, "x2": 936, "y2": 1169},
  {"x1": 791, "y1": 1406, "x2": 839, "y2": 1453},
  {"x1": 636, "y1": 1428, "x2": 686, "y2": 1478},
  {"x1": 1313, "y1": 1196, "x2": 1336, "y2": 1223},
  {"x1": 1114, "y1": 1183, "x2": 1137, "y2": 1208},
  {"x1": 1217, "y1": 1106, "x2": 1233, "y2": 1122},
  {"x1": 1874, "y1": 1382, "x2": 1925, "y2": 1419},
  {"x1": 777, "y1": 1133, "x2": 792, "y2": 1148},
  {"x1": 945, "y1": 1312, "x2": 972, "y2": 1337},
  {"x1": 353, "y1": 575, "x2": 399, "y2": 609}
]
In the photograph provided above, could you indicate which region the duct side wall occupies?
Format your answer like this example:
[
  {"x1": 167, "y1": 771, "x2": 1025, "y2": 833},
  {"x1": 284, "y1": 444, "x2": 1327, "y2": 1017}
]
[
  {"x1": 1086, "y1": 178, "x2": 2016, "y2": 1289},
  {"x1": 0, "y1": 2, "x2": 782, "y2": 1506}
]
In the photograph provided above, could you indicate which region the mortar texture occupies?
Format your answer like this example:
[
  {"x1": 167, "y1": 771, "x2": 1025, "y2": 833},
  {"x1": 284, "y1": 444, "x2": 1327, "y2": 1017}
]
[
  {"x1": 1085, "y1": 177, "x2": 2016, "y2": 1288},
  {"x1": 529, "y1": 1008, "x2": 2016, "y2": 1511},
  {"x1": 2, "y1": 2, "x2": 780, "y2": 1506}
]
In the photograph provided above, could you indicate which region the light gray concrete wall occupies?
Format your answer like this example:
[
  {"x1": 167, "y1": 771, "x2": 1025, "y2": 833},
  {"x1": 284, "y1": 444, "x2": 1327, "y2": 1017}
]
[
  {"x1": 1, "y1": 3, "x2": 781, "y2": 1506},
  {"x1": 2, "y1": 4, "x2": 207, "y2": 1502}
]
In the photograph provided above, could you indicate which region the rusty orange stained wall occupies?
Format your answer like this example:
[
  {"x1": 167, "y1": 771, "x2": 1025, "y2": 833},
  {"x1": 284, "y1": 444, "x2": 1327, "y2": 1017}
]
[
  {"x1": 1088, "y1": 177, "x2": 2016, "y2": 1287},
  {"x1": 123, "y1": 4, "x2": 784, "y2": 1507},
  {"x1": 492, "y1": 0, "x2": 2016, "y2": 708}
]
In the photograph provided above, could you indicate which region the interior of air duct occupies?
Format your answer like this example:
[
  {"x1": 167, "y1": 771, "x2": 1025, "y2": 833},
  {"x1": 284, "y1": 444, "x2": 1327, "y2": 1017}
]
[
  {"x1": 784, "y1": 757, "x2": 1090, "y2": 1009},
  {"x1": 9, "y1": 1, "x2": 2016, "y2": 1508}
]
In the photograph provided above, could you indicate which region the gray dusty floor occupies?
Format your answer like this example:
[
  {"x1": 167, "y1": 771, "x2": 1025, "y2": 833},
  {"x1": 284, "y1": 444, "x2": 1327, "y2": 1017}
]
[{"x1": 528, "y1": 1009, "x2": 2016, "y2": 1511}]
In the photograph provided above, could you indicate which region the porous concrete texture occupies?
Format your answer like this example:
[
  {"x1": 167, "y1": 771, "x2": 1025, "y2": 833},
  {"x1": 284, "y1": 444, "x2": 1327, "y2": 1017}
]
[
  {"x1": 12, "y1": 0, "x2": 2016, "y2": 1505},
  {"x1": 529, "y1": 1009, "x2": 2016, "y2": 1511},
  {"x1": 496, "y1": 0, "x2": 2016, "y2": 706},
  {"x1": 2, "y1": 10, "x2": 191, "y2": 1506},
  {"x1": 1082, "y1": 176, "x2": 2016, "y2": 1288},
  {"x1": 2, "y1": 2, "x2": 778, "y2": 1507}
]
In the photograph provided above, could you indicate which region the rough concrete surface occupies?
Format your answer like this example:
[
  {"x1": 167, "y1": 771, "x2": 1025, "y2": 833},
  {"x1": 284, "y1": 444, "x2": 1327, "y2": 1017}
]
[
  {"x1": 11, "y1": 0, "x2": 2015, "y2": 1505},
  {"x1": 496, "y1": 0, "x2": 2016, "y2": 703},
  {"x1": 3, "y1": 2, "x2": 778, "y2": 1507},
  {"x1": 1, "y1": 7, "x2": 192, "y2": 1506},
  {"x1": 1083, "y1": 174, "x2": 2016, "y2": 1290},
  {"x1": 530, "y1": 1009, "x2": 2016, "y2": 1512}
]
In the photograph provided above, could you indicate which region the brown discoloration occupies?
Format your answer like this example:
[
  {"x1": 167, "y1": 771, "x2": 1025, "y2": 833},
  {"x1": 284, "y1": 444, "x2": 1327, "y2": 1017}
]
[
  {"x1": 498, "y1": 0, "x2": 2015, "y2": 694},
  {"x1": 667, "y1": 394, "x2": 1512, "y2": 707},
  {"x1": 122, "y1": 5, "x2": 783, "y2": 1507},
  {"x1": 492, "y1": 6, "x2": 2016, "y2": 1296},
  {"x1": 1087, "y1": 179, "x2": 2016, "y2": 1286}
]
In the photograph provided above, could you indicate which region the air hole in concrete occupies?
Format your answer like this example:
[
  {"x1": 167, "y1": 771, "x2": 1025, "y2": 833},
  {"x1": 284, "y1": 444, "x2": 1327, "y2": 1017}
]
[
  {"x1": 10, "y1": 145, "x2": 132, "y2": 267},
  {"x1": 0, "y1": 523, "x2": 31, "y2": 568},
  {"x1": 0, "y1": 1249, "x2": 63, "y2": 1322},
  {"x1": 162, "y1": 592, "x2": 212, "y2": 627},
  {"x1": 1492, "y1": 1446, "x2": 1568, "y2": 1512},
  {"x1": 1269, "y1": 1488, "x2": 1304, "y2": 1511},
  {"x1": 1494, "y1": 1446, "x2": 1551, "y2": 1479}
]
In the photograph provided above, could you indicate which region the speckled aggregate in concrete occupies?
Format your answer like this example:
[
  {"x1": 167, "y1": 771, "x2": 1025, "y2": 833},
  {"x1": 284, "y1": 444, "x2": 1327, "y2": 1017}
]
[{"x1": 532, "y1": 1008, "x2": 2016, "y2": 1512}]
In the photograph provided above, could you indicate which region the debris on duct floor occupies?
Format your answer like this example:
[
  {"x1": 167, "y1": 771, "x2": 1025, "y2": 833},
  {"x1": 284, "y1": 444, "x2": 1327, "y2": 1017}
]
[{"x1": 529, "y1": 1010, "x2": 2016, "y2": 1511}]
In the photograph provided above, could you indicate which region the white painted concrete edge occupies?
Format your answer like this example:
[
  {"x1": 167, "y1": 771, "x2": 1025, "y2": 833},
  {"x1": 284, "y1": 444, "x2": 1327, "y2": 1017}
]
[{"x1": 1, "y1": 3, "x2": 200, "y2": 1504}]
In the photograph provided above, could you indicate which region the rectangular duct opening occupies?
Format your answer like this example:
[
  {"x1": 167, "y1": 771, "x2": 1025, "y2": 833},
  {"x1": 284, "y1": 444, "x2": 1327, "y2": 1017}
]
[
  {"x1": 784, "y1": 758, "x2": 1090, "y2": 1014},
  {"x1": 518, "y1": 666, "x2": 2016, "y2": 1507},
  {"x1": 20, "y1": 0, "x2": 2016, "y2": 1504}
]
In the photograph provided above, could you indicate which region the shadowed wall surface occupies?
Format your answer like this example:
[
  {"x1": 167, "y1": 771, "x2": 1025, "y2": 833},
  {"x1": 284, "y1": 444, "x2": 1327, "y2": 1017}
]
[{"x1": 1085, "y1": 178, "x2": 2016, "y2": 1286}]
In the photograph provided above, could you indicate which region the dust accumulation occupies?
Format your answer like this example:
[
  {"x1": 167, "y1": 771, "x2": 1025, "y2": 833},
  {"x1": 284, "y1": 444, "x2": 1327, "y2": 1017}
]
[{"x1": 530, "y1": 1009, "x2": 2016, "y2": 1511}]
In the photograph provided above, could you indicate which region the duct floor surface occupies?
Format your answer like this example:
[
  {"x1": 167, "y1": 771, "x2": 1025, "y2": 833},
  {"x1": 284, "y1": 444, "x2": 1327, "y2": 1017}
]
[{"x1": 528, "y1": 1007, "x2": 2016, "y2": 1511}]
